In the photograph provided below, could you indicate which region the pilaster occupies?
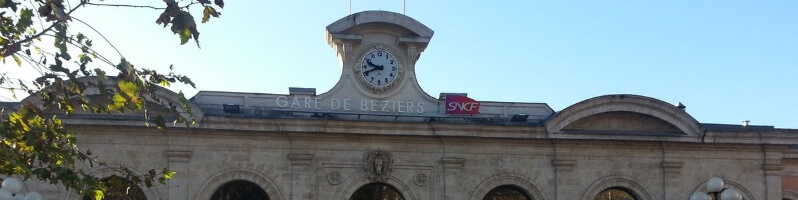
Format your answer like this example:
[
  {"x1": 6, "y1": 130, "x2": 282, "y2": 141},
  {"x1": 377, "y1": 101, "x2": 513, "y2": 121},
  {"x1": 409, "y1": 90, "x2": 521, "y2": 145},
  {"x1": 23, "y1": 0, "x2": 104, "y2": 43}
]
[
  {"x1": 164, "y1": 150, "x2": 192, "y2": 200},
  {"x1": 662, "y1": 161, "x2": 683, "y2": 200},
  {"x1": 288, "y1": 154, "x2": 314, "y2": 200},
  {"x1": 441, "y1": 157, "x2": 465, "y2": 200},
  {"x1": 764, "y1": 146, "x2": 787, "y2": 200}
]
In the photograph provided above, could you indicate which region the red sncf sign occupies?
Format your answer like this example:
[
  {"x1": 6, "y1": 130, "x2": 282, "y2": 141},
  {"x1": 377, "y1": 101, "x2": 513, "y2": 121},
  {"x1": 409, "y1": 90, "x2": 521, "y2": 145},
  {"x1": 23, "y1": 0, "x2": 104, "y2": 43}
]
[{"x1": 445, "y1": 95, "x2": 480, "y2": 115}]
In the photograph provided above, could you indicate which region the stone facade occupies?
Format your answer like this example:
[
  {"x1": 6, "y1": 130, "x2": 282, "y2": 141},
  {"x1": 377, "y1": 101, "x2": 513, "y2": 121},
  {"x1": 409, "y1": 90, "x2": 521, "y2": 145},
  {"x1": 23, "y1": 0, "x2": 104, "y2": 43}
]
[{"x1": 12, "y1": 10, "x2": 798, "y2": 200}]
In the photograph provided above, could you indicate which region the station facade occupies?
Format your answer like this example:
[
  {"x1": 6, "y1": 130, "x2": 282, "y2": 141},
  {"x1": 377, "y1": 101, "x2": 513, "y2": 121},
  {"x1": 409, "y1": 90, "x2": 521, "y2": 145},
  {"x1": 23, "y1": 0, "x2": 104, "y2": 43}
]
[{"x1": 16, "y1": 11, "x2": 798, "y2": 200}]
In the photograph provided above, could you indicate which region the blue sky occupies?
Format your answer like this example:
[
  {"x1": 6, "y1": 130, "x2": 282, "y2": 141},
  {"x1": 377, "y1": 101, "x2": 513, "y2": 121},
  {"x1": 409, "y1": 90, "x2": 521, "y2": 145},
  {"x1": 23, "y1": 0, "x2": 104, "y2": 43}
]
[{"x1": 25, "y1": 1, "x2": 798, "y2": 128}]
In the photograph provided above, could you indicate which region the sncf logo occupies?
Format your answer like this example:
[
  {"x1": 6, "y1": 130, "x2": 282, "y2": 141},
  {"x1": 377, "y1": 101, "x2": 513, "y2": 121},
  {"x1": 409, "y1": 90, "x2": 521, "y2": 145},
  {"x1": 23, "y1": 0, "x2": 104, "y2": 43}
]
[{"x1": 445, "y1": 95, "x2": 480, "y2": 115}]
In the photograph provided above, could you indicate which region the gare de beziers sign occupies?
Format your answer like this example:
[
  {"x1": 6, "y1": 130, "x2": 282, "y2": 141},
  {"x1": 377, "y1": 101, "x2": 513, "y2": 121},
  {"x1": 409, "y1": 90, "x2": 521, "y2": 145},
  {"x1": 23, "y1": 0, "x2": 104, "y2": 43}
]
[{"x1": 274, "y1": 95, "x2": 480, "y2": 115}]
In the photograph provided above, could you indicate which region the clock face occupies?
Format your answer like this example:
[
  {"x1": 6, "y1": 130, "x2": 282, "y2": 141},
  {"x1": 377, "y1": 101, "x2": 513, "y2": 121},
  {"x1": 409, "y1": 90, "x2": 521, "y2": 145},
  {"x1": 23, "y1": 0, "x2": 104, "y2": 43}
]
[{"x1": 359, "y1": 49, "x2": 399, "y2": 88}]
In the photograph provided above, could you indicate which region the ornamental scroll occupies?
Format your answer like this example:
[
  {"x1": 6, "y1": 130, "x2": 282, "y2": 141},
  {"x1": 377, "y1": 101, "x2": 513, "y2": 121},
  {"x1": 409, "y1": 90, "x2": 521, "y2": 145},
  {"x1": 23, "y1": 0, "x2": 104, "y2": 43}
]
[{"x1": 364, "y1": 150, "x2": 393, "y2": 182}]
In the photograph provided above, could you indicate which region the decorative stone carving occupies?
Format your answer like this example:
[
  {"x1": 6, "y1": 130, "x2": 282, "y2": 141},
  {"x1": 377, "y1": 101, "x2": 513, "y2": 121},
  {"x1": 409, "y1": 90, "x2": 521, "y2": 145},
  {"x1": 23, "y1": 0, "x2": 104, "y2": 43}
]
[
  {"x1": 364, "y1": 150, "x2": 393, "y2": 181},
  {"x1": 327, "y1": 171, "x2": 342, "y2": 185},
  {"x1": 414, "y1": 173, "x2": 428, "y2": 187}
]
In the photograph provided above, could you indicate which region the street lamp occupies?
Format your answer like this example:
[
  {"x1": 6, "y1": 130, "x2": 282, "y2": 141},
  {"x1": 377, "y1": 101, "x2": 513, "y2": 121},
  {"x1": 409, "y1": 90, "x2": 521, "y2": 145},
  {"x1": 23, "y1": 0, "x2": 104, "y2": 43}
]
[
  {"x1": 0, "y1": 177, "x2": 42, "y2": 200},
  {"x1": 689, "y1": 177, "x2": 743, "y2": 200}
]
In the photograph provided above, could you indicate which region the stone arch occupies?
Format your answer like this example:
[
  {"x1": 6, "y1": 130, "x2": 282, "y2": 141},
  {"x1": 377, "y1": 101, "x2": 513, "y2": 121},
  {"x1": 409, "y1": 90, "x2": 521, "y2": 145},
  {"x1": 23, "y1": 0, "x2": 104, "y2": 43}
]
[
  {"x1": 194, "y1": 167, "x2": 285, "y2": 200},
  {"x1": 62, "y1": 166, "x2": 161, "y2": 200},
  {"x1": 333, "y1": 173, "x2": 418, "y2": 200},
  {"x1": 582, "y1": 175, "x2": 652, "y2": 200},
  {"x1": 784, "y1": 189, "x2": 798, "y2": 200},
  {"x1": 326, "y1": 11, "x2": 433, "y2": 38},
  {"x1": 469, "y1": 173, "x2": 546, "y2": 200},
  {"x1": 546, "y1": 94, "x2": 701, "y2": 137},
  {"x1": 690, "y1": 179, "x2": 755, "y2": 200}
]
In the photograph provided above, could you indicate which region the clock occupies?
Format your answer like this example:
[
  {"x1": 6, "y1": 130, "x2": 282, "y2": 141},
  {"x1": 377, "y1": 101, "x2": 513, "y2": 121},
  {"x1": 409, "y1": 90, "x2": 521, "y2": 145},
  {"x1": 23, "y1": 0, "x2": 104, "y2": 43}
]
[{"x1": 355, "y1": 47, "x2": 402, "y2": 93}]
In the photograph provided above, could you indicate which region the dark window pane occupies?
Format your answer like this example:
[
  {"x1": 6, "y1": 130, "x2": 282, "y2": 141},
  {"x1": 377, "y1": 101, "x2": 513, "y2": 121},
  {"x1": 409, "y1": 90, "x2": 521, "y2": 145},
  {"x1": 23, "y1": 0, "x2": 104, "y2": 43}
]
[
  {"x1": 210, "y1": 180, "x2": 270, "y2": 200},
  {"x1": 594, "y1": 188, "x2": 636, "y2": 200},
  {"x1": 349, "y1": 183, "x2": 403, "y2": 200},
  {"x1": 483, "y1": 185, "x2": 531, "y2": 200}
]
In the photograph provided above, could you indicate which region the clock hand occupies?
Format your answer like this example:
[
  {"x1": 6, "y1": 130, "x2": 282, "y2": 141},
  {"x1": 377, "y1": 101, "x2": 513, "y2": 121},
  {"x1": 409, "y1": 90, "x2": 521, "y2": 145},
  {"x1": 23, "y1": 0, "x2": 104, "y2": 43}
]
[
  {"x1": 363, "y1": 59, "x2": 385, "y2": 74},
  {"x1": 366, "y1": 59, "x2": 380, "y2": 67},
  {"x1": 366, "y1": 59, "x2": 386, "y2": 70},
  {"x1": 363, "y1": 64, "x2": 384, "y2": 74}
]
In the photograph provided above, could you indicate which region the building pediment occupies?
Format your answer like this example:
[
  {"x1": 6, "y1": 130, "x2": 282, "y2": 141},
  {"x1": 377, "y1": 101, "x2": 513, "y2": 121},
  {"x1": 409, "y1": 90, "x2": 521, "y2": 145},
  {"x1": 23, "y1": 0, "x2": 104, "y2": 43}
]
[
  {"x1": 561, "y1": 111, "x2": 684, "y2": 135},
  {"x1": 546, "y1": 94, "x2": 702, "y2": 137}
]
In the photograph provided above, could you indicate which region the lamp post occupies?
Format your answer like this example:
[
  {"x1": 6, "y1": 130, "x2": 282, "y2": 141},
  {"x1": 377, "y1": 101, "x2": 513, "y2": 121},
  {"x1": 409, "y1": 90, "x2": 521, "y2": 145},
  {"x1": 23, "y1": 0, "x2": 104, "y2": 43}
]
[
  {"x1": 0, "y1": 177, "x2": 42, "y2": 200},
  {"x1": 689, "y1": 177, "x2": 743, "y2": 200}
]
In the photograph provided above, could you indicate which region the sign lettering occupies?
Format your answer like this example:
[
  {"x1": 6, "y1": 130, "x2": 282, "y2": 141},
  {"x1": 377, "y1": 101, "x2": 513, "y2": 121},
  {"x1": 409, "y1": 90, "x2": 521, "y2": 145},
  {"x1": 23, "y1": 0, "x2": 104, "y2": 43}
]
[
  {"x1": 276, "y1": 96, "x2": 424, "y2": 113},
  {"x1": 445, "y1": 95, "x2": 480, "y2": 115}
]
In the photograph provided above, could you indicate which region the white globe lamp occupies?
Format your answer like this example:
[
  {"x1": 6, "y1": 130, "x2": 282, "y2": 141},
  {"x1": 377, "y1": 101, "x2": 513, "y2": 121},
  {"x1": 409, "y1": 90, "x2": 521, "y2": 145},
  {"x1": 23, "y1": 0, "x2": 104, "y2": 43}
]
[
  {"x1": 706, "y1": 177, "x2": 724, "y2": 193},
  {"x1": 0, "y1": 188, "x2": 12, "y2": 200},
  {"x1": 719, "y1": 188, "x2": 743, "y2": 200},
  {"x1": 689, "y1": 192, "x2": 710, "y2": 200},
  {"x1": 23, "y1": 192, "x2": 42, "y2": 200},
  {"x1": 1, "y1": 178, "x2": 21, "y2": 194}
]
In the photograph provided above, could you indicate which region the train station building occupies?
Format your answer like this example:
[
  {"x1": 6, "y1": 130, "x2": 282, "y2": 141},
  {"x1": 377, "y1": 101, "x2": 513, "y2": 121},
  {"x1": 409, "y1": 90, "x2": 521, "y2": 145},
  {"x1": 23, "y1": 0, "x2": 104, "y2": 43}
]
[{"x1": 16, "y1": 11, "x2": 798, "y2": 200}]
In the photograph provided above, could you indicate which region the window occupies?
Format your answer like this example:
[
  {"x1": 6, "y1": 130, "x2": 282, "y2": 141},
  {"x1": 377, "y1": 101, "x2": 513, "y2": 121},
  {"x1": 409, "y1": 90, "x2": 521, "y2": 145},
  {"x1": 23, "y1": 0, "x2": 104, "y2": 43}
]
[
  {"x1": 594, "y1": 188, "x2": 637, "y2": 200},
  {"x1": 349, "y1": 183, "x2": 403, "y2": 200},
  {"x1": 210, "y1": 180, "x2": 270, "y2": 200},
  {"x1": 483, "y1": 185, "x2": 531, "y2": 200}
]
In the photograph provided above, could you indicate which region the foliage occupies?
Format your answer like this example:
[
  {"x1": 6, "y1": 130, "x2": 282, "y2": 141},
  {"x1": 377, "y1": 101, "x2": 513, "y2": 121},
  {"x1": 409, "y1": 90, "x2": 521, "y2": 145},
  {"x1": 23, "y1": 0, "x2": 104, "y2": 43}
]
[{"x1": 0, "y1": 0, "x2": 223, "y2": 199}]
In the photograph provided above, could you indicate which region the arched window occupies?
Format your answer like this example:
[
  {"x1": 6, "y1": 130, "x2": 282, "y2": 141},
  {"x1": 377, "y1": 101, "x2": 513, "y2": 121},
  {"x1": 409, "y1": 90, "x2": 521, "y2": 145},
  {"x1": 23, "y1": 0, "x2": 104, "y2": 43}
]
[
  {"x1": 483, "y1": 185, "x2": 532, "y2": 200},
  {"x1": 594, "y1": 187, "x2": 637, "y2": 200},
  {"x1": 349, "y1": 183, "x2": 403, "y2": 200},
  {"x1": 82, "y1": 176, "x2": 146, "y2": 200},
  {"x1": 210, "y1": 180, "x2": 270, "y2": 200}
]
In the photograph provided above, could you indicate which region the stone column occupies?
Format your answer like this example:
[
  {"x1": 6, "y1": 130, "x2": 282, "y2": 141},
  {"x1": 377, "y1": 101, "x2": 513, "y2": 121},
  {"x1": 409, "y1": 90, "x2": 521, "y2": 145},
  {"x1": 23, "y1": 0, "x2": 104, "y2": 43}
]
[
  {"x1": 164, "y1": 150, "x2": 192, "y2": 200},
  {"x1": 552, "y1": 159, "x2": 575, "y2": 200},
  {"x1": 764, "y1": 146, "x2": 786, "y2": 200},
  {"x1": 661, "y1": 161, "x2": 683, "y2": 200},
  {"x1": 441, "y1": 157, "x2": 465, "y2": 200},
  {"x1": 288, "y1": 154, "x2": 314, "y2": 200}
]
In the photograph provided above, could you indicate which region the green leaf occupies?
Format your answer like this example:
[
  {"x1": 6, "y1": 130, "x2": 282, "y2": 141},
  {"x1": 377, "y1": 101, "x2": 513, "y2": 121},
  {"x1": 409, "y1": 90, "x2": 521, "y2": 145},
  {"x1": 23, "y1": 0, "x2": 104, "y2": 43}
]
[
  {"x1": 111, "y1": 93, "x2": 126, "y2": 111},
  {"x1": 11, "y1": 54, "x2": 21, "y2": 66},
  {"x1": 92, "y1": 189, "x2": 104, "y2": 200},
  {"x1": 154, "y1": 115, "x2": 165, "y2": 129},
  {"x1": 202, "y1": 6, "x2": 220, "y2": 23},
  {"x1": 162, "y1": 168, "x2": 176, "y2": 179},
  {"x1": 17, "y1": 9, "x2": 34, "y2": 32},
  {"x1": 1, "y1": 0, "x2": 17, "y2": 11},
  {"x1": 179, "y1": 27, "x2": 191, "y2": 45},
  {"x1": 170, "y1": 11, "x2": 198, "y2": 46},
  {"x1": 117, "y1": 81, "x2": 138, "y2": 97},
  {"x1": 94, "y1": 68, "x2": 106, "y2": 79}
]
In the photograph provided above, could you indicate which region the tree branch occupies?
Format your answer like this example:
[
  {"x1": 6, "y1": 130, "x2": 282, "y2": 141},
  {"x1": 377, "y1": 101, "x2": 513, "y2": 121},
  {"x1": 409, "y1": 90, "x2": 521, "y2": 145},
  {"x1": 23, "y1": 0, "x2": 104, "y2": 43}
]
[
  {"x1": 4, "y1": 1, "x2": 87, "y2": 56},
  {"x1": 83, "y1": 2, "x2": 164, "y2": 10},
  {"x1": 83, "y1": 1, "x2": 200, "y2": 10}
]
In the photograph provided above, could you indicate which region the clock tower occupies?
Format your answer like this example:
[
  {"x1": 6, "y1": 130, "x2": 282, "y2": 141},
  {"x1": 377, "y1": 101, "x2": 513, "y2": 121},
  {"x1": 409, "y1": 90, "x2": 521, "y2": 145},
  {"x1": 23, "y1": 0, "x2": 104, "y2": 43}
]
[{"x1": 325, "y1": 11, "x2": 434, "y2": 101}]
